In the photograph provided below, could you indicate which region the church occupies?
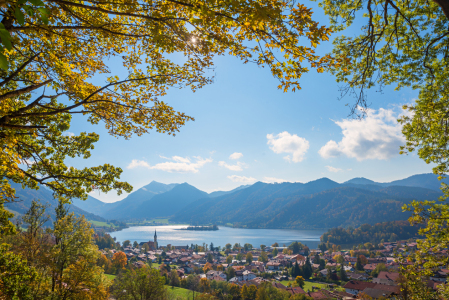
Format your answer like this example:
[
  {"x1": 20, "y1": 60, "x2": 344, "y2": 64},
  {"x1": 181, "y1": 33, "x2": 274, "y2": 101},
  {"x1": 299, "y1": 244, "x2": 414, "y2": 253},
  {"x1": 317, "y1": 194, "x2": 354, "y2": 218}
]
[{"x1": 146, "y1": 230, "x2": 158, "y2": 250}]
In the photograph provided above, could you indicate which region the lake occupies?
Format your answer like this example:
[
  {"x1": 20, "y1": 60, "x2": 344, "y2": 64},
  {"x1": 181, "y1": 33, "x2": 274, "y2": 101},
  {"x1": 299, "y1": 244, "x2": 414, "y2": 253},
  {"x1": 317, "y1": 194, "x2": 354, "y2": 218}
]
[{"x1": 111, "y1": 225, "x2": 325, "y2": 249}]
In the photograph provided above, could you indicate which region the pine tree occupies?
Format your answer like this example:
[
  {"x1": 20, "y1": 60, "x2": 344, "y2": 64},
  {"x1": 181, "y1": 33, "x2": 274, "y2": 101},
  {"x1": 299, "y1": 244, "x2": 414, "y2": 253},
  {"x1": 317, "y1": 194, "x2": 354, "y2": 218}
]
[
  {"x1": 302, "y1": 257, "x2": 313, "y2": 279},
  {"x1": 339, "y1": 264, "x2": 348, "y2": 281},
  {"x1": 294, "y1": 261, "x2": 301, "y2": 277},
  {"x1": 356, "y1": 256, "x2": 364, "y2": 271}
]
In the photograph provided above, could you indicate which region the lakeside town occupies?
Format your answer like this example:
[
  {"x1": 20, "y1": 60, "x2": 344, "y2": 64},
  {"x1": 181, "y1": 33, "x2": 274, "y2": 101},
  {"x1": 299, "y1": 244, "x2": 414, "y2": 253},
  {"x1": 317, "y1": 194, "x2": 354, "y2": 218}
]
[{"x1": 96, "y1": 228, "x2": 445, "y2": 300}]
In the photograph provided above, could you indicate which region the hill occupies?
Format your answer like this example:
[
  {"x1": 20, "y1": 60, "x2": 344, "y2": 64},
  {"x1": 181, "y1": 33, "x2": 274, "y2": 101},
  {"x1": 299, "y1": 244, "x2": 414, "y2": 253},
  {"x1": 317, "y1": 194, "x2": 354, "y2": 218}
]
[
  {"x1": 8, "y1": 173, "x2": 448, "y2": 227},
  {"x1": 172, "y1": 184, "x2": 442, "y2": 229},
  {"x1": 343, "y1": 173, "x2": 449, "y2": 191},
  {"x1": 97, "y1": 181, "x2": 179, "y2": 219},
  {"x1": 6, "y1": 182, "x2": 106, "y2": 226}
]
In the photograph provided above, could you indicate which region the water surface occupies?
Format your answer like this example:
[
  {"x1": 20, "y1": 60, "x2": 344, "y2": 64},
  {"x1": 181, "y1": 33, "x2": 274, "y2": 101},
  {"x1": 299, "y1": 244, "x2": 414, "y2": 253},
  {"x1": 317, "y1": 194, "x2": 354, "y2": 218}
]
[{"x1": 111, "y1": 225, "x2": 325, "y2": 249}]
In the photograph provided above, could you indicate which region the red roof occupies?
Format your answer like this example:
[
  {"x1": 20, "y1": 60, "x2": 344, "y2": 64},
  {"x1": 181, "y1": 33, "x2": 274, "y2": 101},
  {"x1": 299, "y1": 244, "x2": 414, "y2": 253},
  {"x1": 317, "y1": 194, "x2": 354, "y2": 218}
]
[
  {"x1": 343, "y1": 280, "x2": 377, "y2": 291},
  {"x1": 377, "y1": 271, "x2": 400, "y2": 282},
  {"x1": 374, "y1": 284, "x2": 400, "y2": 294},
  {"x1": 306, "y1": 291, "x2": 329, "y2": 299},
  {"x1": 286, "y1": 286, "x2": 306, "y2": 295}
]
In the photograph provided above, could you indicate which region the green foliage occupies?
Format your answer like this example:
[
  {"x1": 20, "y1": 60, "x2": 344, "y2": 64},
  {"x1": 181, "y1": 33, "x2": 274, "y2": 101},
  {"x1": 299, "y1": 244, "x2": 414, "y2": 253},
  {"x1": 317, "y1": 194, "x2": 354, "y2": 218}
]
[
  {"x1": 371, "y1": 263, "x2": 387, "y2": 278},
  {"x1": 94, "y1": 232, "x2": 117, "y2": 250},
  {"x1": 2, "y1": 199, "x2": 110, "y2": 299},
  {"x1": 255, "y1": 282, "x2": 291, "y2": 300},
  {"x1": 319, "y1": 1, "x2": 449, "y2": 296},
  {"x1": 338, "y1": 264, "x2": 348, "y2": 281},
  {"x1": 258, "y1": 251, "x2": 268, "y2": 263},
  {"x1": 289, "y1": 241, "x2": 304, "y2": 254},
  {"x1": 112, "y1": 267, "x2": 167, "y2": 300},
  {"x1": 0, "y1": 243, "x2": 37, "y2": 299}
]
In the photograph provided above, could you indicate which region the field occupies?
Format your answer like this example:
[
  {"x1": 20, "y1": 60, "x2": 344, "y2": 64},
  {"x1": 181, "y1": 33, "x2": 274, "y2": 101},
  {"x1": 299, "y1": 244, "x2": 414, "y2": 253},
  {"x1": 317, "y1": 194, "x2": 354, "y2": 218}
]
[
  {"x1": 151, "y1": 263, "x2": 163, "y2": 269},
  {"x1": 280, "y1": 281, "x2": 327, "y2": 292},
  {"x1": 127, "y1": 219, "x2": 170, "y2": 226},
  {"x1": 166, "y1": 286, "x2": 192, "y2": 299},
  {"x1": 105, "y1": 274, "x2": 116, "y2": 280},
  {"x1": 89, "y1": 220, "x2": 118, "y2": 228}
]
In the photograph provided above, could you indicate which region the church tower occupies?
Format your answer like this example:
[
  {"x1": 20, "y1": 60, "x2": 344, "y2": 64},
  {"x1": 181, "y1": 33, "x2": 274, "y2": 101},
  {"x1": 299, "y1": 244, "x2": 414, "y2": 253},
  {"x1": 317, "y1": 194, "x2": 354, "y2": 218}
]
[{"x1": 154, "y1": 229, "x2": 158, "y2": 249}]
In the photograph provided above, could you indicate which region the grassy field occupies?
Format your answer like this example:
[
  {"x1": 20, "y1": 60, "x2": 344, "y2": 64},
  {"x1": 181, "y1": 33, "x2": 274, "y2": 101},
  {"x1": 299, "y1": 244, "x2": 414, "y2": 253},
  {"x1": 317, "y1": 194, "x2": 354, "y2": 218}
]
[
  {"x1": 105, "y1": 274, "x2": 116, "y2": 280},
  {"x1": 166, "y1": 286, "x2": 192, "y2": 299},
  {"x1": 127, "y1": 219, "x2": 170, "y2": 226},
  {"x1": 151, "y1": 263, "x2": 163, "y2": 269},
  {"x1": 280, "y1": 281, "x2": 327, "y2": 292},
  {"x1": 89, "y1": 220, "x2": 117, "y2": 228}
]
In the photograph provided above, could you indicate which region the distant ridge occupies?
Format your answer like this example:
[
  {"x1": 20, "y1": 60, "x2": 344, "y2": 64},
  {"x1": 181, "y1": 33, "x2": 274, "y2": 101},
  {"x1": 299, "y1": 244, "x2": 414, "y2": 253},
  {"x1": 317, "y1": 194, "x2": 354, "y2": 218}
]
[
  {"x1": 344, "y1": 177, "x2": 380, "y2": 185},
  {"x1": 9, "y1": 173, "x2": 449, "y2": 229},
  {"x1": 6, "y1": 182, "x2": 106, "y2": 226}
]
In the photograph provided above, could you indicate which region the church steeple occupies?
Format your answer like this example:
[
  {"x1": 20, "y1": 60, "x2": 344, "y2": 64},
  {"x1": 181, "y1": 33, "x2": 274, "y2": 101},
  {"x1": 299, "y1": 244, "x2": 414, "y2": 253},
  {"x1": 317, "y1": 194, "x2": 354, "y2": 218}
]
[{"x1": 154, "y1": 229, "x2": 158, "y2": 249}]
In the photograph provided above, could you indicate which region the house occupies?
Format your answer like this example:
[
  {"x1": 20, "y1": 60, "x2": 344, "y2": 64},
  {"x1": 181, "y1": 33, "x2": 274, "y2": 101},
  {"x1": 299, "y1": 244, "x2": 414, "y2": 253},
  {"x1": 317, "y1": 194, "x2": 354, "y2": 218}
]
[
  {"x1": 272, "y1": 282, "x2": 287, "y2": 290},
  {"x1": 430, "y1": 270, "x2": 447, "y2": 282},
  {"x1": 229, "y1": 277, "x2": 239, "y2": 283},
  {"x1": 266, "y1": 262, "x2": 281, "y2": 270},
  {"x1": 372, "y1": 278, "x2": 397, "y2": 286},
  {"x1": 132, "y1": 261, "x2": 146, "y2": 268},
  {"x1": 361, "y1": 288, "x2": 392, "y2": 299},
  {"x1": 286, "y1": 286, "x2": 306, "y2": 295},
  {"x1": 211, "y1": 275, "x2": 226, "y2": 282},
  {"x1": 344, "y1": 266, "x2": 355, "y2": 272},
  {"x1": 206, "y1": 270, "x2": 227, "y2": 281},
  {"x1": 343, "y1": 280, "x2": 377, "y2": 295},
  {"x1": 346, "y1": 272, "x2": 368, "y2": 281},
  {"x1": 137, "y1": 254, "x2": 147, "y2": 261},
  {"x1": 377, "y1": 271, "x2": 400, "y2": 282},
  {"x1": 242, "y1": 270, "x2": 257, "y2": 281},
  {"x1": 363, "y1": 264, "x2": 377, "y2": 273}
]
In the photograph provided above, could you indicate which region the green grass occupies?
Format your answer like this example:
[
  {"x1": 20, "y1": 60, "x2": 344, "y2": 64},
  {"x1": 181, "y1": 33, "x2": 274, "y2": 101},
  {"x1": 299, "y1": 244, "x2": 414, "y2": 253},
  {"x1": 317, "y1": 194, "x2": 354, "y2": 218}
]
[
  {"x1": 280, "y1": 281, "x2": 327, "y2": 292},
  {"x1": 105, "y1": 274, "x2": 116, "y2": 280},
  {"x1": 151, "y1": 218, "x2": 169, "y2": 224},
  {"x1": 166, "y1": 286, "x2": 191, "y2": 299},
  {"x1": 151, "y1": 263, "x2": 162, "y2": 269},
  {"x1": 127, "y1": 218, "x2": 170, "y2": 226},
  {"x1": 89, "y1": 220, "x2": 118, "y2": 228}
]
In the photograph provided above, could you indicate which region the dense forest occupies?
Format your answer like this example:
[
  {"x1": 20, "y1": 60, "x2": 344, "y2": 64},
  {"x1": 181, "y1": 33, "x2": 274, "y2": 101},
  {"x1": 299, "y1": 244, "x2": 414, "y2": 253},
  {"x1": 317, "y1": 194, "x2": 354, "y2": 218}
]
[{"x1": 320, "y1": 221, "x2": 421, "y2": 245}]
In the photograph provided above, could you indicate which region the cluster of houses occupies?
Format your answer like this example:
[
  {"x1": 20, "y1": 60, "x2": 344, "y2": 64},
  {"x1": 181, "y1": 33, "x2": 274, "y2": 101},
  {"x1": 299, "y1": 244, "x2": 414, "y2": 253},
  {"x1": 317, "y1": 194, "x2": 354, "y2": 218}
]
[
  {"x1": 101, "y1": 237, "x2": 448, "y2": 299},
  {"x1": 317, "y1": 240, "x2": 448, "y2": 299}
]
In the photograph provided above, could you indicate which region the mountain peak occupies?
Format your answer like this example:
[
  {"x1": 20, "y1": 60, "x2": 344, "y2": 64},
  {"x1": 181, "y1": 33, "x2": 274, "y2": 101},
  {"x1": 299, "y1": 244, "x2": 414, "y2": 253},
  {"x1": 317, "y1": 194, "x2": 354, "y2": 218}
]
[{"x1": 344, "y1": 177, "x2": 379, "y2": 185}]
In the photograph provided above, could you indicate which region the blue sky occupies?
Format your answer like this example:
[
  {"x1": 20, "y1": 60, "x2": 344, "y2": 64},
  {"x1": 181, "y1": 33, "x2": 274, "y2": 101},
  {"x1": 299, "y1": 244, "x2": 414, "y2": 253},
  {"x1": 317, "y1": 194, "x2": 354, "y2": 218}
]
[{"x1": 69, "y1": 0, "x2": 433, "y2": 203}]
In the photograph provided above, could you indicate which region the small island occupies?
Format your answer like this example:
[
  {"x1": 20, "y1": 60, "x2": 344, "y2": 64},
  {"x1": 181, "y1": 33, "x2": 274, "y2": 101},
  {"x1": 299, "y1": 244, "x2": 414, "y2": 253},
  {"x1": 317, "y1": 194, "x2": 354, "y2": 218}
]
[{"x1": 179, "y1": 224, "x2": 219, "y2": 231}]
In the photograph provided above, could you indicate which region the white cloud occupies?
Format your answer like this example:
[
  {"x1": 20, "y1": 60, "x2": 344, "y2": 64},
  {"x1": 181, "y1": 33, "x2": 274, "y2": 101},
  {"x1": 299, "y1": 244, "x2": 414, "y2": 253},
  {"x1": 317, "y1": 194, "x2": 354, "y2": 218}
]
[
  {"x1": 266, "y1": 131, "x2": 310, "y2": 162},
  {"x1": 325, "y1": 166, "x2": 343, "y2": 173},
  {"x1": 262, "y1": 177, "x2": 289, "y2": 183},
  {"x1": 127, "y1": 159, "x2": 151, "y2": 169},
  {"x1": 229, "y1": 152, "x2": 243, "y2": 160},
  {"x1": 127, "y1": 156, "x2": 212, "y2": 173},
  {"x1": 64, "y1": 132, "x2": 75, "y2": 137},
  {"x1": 218, "y1": 161, "x2": 244, "y2": 171},
  {"x1": 227, "y1": 175, "x2": 257, "y2": 183},
  {"x1": 318, "y1": 108, "x2": 405, "y2": 161}
]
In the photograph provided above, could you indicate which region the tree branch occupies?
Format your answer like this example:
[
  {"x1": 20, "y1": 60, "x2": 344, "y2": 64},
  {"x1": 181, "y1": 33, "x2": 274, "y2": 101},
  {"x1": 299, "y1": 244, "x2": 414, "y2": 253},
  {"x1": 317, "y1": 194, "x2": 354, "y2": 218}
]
[
  {"x1": 0, "y1": 79, "x2": 52, "y2": 102},
  {"x1": 0, "y1": 52, "x2": 40, "y2": 88}
]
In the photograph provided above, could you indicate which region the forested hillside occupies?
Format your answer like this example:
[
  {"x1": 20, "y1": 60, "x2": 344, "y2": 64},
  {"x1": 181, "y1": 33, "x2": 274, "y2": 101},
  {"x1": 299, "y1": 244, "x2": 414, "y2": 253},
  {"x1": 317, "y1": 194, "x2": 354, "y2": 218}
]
[
  {"x1": 6, "y1": 182, "x2": 106, "y2": 225},
  {"x1": 172, "y1": 185, "x2": 441, "y2": 229},
  {"x1": 320, "y1": 221, "x2": 421, "y2": 245}
]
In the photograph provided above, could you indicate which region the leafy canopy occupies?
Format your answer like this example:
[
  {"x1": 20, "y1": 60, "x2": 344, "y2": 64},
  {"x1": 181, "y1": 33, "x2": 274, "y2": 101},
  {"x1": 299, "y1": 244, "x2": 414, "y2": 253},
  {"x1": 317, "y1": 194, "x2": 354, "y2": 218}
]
[
  {"x1": 318, "y1": 0, "x2": 449, "y2": 298},
  {"x1": 1, "y1": 0, "x2": 338, "y2": 209}
]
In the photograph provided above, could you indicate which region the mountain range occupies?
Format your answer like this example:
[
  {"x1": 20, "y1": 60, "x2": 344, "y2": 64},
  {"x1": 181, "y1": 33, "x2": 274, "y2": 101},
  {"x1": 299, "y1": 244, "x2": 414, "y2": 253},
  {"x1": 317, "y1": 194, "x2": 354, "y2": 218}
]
[
  {"x1": 5, "y1": 181, "x2": 107, "y2": 226},
  {"x1": 6, "y1": 173, "x2": 447, "y2": 229}
]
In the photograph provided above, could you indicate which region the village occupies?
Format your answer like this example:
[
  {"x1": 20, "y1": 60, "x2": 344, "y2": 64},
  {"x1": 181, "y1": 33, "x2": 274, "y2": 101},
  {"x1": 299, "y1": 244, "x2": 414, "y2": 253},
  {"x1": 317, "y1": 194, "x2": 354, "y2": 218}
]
[{"x1": 98, "y1": 230, "x2": 447, "y2": 299}]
